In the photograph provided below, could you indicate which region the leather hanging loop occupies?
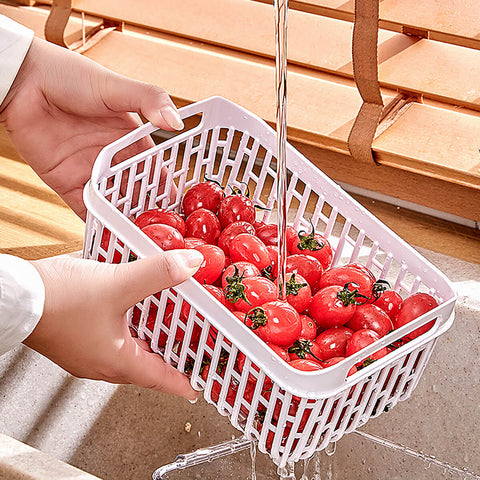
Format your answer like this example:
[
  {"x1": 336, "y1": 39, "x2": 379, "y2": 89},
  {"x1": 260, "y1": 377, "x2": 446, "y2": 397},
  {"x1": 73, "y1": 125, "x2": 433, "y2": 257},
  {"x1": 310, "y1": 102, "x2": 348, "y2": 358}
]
[
  {"x1": 348, "y1": 0, "x2": 383, "y2": 165},
  {"x1": 44, "y1": 0, "x2": 72, "y2": 48}
]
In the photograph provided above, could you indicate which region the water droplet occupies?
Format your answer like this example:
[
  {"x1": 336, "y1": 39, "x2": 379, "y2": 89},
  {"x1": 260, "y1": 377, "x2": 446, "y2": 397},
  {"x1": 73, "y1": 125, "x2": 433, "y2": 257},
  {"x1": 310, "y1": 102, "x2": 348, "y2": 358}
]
[{"x1": 324, "y1": 442, "x2": 336, "y2": 456}]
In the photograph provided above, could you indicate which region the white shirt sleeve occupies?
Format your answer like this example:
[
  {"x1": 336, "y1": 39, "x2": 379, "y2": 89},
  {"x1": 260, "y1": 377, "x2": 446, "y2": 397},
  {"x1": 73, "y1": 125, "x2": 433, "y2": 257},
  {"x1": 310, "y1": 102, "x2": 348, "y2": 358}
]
[
  {"x1": 0, "y1": 14, "x2": 34, "y2": 107},
  {"x1": 0, "y1": 255, "x2": 45, "y2": 356}
]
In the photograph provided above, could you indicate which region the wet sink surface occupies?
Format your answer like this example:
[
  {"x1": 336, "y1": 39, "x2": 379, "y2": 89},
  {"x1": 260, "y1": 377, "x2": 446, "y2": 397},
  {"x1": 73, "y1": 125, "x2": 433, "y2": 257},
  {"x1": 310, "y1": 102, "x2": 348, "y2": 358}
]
[{"x1": 0, "y1": 247, "x2": 479, "y2": 480}]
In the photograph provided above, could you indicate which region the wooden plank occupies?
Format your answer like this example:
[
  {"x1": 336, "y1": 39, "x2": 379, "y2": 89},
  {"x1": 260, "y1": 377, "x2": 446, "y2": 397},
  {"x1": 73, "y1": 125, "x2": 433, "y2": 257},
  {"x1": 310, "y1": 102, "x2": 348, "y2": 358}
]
[
  {"x1": 80, "y1": 28, "x2": 480, "y2": 188},
  {"x1": 378, "y1": 39, "x2": 480, "y2": 106},
  {"x1": 373, "y1": 103, "x2": 480, "y2": 188},
  {"x1": 291, "y1": 141, "x2": 480, "y2": 224},
  {"x1": 350, "y1": 193, "x2": 480, "y2": 266},
  {"x1": 2, "y1": 5, "x2": 479, "y2": 220},
  {"x1": 274, "y1": 0, "x2": 480, "y2": 49},
  {"x1": 69, "y1": 0, "x2": 480, "y2": 110}
]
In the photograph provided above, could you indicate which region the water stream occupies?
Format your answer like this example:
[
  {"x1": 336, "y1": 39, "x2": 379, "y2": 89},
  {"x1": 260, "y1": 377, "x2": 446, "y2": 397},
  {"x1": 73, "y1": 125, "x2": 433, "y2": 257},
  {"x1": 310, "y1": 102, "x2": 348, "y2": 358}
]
[
  {"x1": 277, "y1": 461, "x2": 297, "y2": 480},
  {"x1": 273, "y1": 0, "x2": 289, "y2": 301}
]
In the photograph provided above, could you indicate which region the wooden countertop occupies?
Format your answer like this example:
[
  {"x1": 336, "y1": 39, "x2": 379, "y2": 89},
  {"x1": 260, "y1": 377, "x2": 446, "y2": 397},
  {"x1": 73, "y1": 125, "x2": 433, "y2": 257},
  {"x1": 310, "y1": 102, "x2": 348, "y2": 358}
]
[{"x1": 0, "y1": 127, "x2": 479, "y2": 264}]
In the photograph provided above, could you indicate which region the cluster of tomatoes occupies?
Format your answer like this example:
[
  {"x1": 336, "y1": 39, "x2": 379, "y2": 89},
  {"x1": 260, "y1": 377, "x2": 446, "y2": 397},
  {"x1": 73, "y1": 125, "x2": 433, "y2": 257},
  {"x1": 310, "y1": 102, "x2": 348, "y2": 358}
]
[{"x1": 112, "y1": 180, "x2": 439, "y2": 443}]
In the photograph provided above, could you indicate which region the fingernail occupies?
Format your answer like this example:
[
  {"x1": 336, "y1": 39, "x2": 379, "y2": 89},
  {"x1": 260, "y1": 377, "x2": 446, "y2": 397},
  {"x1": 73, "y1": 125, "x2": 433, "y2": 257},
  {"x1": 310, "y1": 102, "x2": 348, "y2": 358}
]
[
  {"x1": 170, "y1": 249, "x2": 204, "y2": 272},
  {"x1": 163, "y1": 105, "x2": 184, "y2": 130}
]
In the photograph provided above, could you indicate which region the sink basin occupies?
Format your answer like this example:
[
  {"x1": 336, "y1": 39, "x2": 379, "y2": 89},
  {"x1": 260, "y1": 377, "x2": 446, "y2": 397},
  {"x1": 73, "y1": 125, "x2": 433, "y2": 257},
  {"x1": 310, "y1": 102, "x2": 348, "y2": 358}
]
[{"x1": 0, "y1": 247, "x2": 479, "y2": 479}]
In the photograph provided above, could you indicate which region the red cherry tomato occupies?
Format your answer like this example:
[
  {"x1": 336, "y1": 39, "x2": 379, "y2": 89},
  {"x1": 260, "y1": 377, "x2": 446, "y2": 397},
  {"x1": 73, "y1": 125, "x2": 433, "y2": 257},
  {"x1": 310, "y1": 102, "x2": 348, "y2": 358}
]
[
  {"x1": 182, "y1": 181, "x2": 224, "y2": 217},
  {"x1": 217, "y1": 221, "x2": 256, "y2": 255},
  {"x1": 321, "y1": 356, "x2": 358, "y2": 376},
  {"x1": 314, "y1": 326, "x2": 354, "y2": 360},
  {"x1": 204, "y1": 284, "x2": 235, "y2": 311},
  {"x1": 285, "y1": 254, "x2": 323, "y2": 291},
  {"x1": 142, "y1": 223, "x2": 184, "y2": 251},
  {"x1": 345, "y1": 303, "x2": 393, "y2": 337},
  {"x1": 252, "y1": 219, "x2": 266, "y2": 231},
  {"x1": 345, "y1": 328, "x2": 389, "y2": 368},
  {"x1": 99, "y1": 228, "x2": 122, "y2": 263},
  {"x1": 193, "y1": 244, "x2": 225, "y2": 284},
  {"x1": 217, "y1": 193, "x2": 256, "y2": 228},
  {"x1": 263, "y1": 245, "x2": 279, "y2": 281},
  {"x1": 371, "y1": 290, "x2": 403, "y2": 319},
  {"x1": 284, "y1": 272, "x2": 312, "y2": 314},
  {"x1": 229, "y1": 233, "x2": 271, "y2": 270},
  {"x1": 348, "y1": 263, "x2": 376, "y2": 282},
  {"x1": 288, "y1": 338, "x2": 324, "y2": 362},
  {"x1": 201, "y1": 362, "x2": 237, "y2": 406},
  {"x1": 256, "y1": 224, "x2": 298, "y2": 247},
  {"x1": 393, "y1": 292, "x2": 438, "y2": 342},
  {"x1": 185, "y1": 208, "x2": 221, "y2": 244},
  {"x1": 183, "y1": 237, "x2": 206, "y2": 249},
  {"x1": 309, "y1": 285, "x2": 358, "y2": 329},
  {"x1": 317, "y1": 264, "x2": 375, "y2": 298},
  {"x1": 221, "y1": 261, "x2": 261, "y2": 288},
  {"x1": 155, "y1": 301, "x2": 202, "y2": 346},
  {"x1": 268, "y1": 343, "x2": 290, "y2": 362},
  {"x1": 247, "y1": 301, "x2": 302, "y2": 347},
  {"x1": 298, "y1": 314, "x2": 317, "y2": 340},
  {"x1": 236, "y1": 344, "x2": 287, "y2": 384},
  {"x1": 288, "y1": 358, "x2": 323, "y2": 371},
  {"x1": 134, "y1": 208, "x2": 186, "y2": 236},
  {"x1": 224, "y1": 276, "x2": 278, "y2": 313},
  {"x1": 288, "y1": 229, "x2": 333, "y2": 270}
]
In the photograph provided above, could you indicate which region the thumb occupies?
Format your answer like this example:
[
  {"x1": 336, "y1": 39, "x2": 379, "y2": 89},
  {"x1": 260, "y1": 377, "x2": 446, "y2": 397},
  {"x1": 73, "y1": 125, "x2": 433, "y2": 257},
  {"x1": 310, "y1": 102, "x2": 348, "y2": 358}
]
[
  {"x1": 106, "y1": 249, "x2": 203, "y2": 312},
  {"x1": 128, "y1": 337, "x2": 199, "y2": 401},
  {"x1": 102, "y1": 73, "x2": 184, "y2": 130}
]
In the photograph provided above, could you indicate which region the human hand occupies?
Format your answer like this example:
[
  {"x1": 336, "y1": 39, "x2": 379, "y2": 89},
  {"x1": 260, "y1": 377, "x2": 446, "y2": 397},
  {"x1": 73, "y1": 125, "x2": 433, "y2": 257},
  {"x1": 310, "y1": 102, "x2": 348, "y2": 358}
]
[
  {"x1": 0, "y1": 36, "x2": 183, "y2": 219},
  {"x1": 23, "y1": 250, "x2": 203, "y2": 401}
]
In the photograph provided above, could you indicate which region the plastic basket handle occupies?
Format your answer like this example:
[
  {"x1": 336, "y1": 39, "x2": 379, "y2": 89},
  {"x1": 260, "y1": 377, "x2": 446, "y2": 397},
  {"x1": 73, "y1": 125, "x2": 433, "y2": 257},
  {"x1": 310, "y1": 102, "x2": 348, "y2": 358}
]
[
  {"x1": 90, "y1": 98, "x2": 224, "y2": 184},
  {"x1": 296, "y1": 305, "x2": 455, "y2": 397}
]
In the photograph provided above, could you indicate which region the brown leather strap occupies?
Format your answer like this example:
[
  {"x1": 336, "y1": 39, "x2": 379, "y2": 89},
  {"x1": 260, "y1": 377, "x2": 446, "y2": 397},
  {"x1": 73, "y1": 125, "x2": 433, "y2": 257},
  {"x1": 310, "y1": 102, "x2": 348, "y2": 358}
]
[
  {"x1": 348, "y1": 0, "x2": 383, "y2": 164},
  {"x1": 44, "y1": 0, "x2": 72, "y2": 47}
]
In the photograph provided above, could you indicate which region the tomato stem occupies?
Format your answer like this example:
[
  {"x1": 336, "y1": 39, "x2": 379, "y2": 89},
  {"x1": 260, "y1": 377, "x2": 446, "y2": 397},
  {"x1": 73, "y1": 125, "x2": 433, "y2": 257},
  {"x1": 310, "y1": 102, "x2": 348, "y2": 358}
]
[
  {"x1": 296, "y1": 218, "x2": 324, "y2": 252},
  {"x1": 285, "y1": 273, "x2": 308, "y2": 297},
  {"x1": 203, "y1": 175, "x2": 224, "y2": 189},
  {"x1": 223, "y1": 265, "x2": 251, "y2": 305},
  {"x1": 288, "y1": 339, "x2": 325, "y2": 363},
  {"x1": 246, "y1": 307, "x2": 268, "y2": 329},
  {"x1": 337, "y1": 282, "x2": 370, "y2": 306},
  {"x1": 370, "y1": 279, "x2": 391, "y2": 301}
]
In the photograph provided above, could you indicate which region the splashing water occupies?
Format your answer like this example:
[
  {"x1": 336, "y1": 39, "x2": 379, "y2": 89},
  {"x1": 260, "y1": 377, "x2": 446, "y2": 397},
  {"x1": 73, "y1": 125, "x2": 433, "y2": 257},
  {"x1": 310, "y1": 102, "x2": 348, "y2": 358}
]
[
  {"x1": 299, "y1": 457, "x2": 312, "y2": 480},
  {"x1": 250, "y1": 441, "x2": 257, "y2": 480},
  {"x1": 324, "y1": 442, "x2": 336, "y2": 457},
  {"x1": 277, "y1": 461, "x2": 296, "y2": 480},
  {"x1": 354, "y1": 431, "x2": 480, "y2": 479}
]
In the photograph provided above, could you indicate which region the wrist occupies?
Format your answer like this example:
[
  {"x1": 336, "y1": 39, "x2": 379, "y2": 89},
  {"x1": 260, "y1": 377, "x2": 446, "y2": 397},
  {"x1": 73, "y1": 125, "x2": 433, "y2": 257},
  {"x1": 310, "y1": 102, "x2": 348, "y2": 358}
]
[{"x1": 0, "y1": 16, "x2": 34, "y2": 119}]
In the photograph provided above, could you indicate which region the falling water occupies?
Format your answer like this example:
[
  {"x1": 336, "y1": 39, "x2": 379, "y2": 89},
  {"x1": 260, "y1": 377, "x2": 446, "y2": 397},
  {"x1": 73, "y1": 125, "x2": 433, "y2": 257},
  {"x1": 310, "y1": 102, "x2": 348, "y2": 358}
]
[
  {"x1": 299, "y1": 457, "x2": 312, "y2": 480},
  {"x1": 250, "y1": 440, "x2": 257, "y2": 480},
  {"x1": 277, "y1": 461, "x2": 296, "y2": 480},
  {"x1": 273, "y1": 0, "x2": 289, "y2": 301}
]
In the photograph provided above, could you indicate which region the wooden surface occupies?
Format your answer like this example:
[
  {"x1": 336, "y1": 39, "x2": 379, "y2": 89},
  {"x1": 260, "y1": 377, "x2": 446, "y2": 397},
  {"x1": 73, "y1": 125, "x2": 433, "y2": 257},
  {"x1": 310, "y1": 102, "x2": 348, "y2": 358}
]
[
  {"x1": 0, "y1": 128, "x2": 84, "y2": 260},
  {"x1": 0, "y1": 127, "x2": 479, "y2": 264},
  {"x1": 1, "y1": 1, "x2": 479, "y2": 224},
  {"x1": 277, "y1": 0, "x2": 480, "y2": 49}
]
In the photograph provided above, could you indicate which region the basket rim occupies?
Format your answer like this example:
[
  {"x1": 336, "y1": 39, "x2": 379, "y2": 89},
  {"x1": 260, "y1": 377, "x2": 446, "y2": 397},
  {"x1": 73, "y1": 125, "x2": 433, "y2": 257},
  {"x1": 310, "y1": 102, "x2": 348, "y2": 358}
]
[{"x1": 83, "y1": 96, "x2": 457, "y2": 400}]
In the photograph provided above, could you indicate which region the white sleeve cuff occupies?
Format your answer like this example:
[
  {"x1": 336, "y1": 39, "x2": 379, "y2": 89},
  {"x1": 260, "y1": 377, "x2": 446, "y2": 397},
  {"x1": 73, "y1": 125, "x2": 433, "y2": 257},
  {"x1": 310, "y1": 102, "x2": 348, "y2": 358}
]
[
  {"x1": 0, "y1": 254, "x2": 45, "y2": 356},
  {"x1": 0, "y1": 15, "x2": 34, "y2": 107}
]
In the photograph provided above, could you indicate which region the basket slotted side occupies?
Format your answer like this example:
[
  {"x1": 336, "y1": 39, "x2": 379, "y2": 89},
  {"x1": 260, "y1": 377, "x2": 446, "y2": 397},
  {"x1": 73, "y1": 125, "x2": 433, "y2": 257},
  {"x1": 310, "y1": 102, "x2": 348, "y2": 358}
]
[{"x1": 83, "y1": 97, "x2": 455, "y2": 467}]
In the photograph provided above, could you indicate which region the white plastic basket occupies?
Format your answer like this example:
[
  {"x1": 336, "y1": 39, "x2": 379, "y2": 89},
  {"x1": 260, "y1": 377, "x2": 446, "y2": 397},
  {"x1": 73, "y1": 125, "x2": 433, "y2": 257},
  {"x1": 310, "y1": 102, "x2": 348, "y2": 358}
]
[{"x1": 83, "y1": 96, "x2": 456, "y2": 467}]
